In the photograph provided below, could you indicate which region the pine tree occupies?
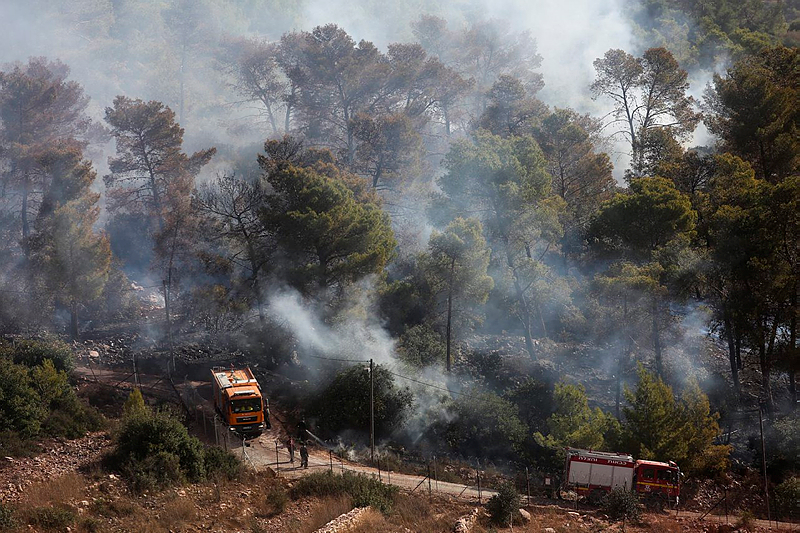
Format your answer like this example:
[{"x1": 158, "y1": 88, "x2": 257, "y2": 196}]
[
  {"x1": 536, "y1": 381, "x2": 619, "y2": 451},
  {"x1": 28, "y1": 145, "x2": 111, "y2": 339},
  {"x1": 423, "y1": 217, "x2": 493, "y2": 371}
]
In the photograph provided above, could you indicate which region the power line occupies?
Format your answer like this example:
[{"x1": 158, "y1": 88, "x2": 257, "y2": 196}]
[
  {"x1": 386, "y1": 369, "x2": 464, "y2": 397},
  {"x1": 307, "y1": 354, "x2": 371, "y2": 364},
  {"x1": 306, "y1": 353, "x2": 464, "y2": 396}
]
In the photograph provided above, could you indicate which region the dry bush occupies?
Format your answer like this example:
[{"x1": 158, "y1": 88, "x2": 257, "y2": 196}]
[
  {"x1": 346, "y1": 508, "x2": 392, "y2": 532},
  {"x1": 389, "y1": 493, "x2": 430, "y2": 525},
  {"x1": 286, "y1": 495, "x2": 353, "y2": 533},
  {"x1": 162, "y1": 496, "x2": 197, "y2": 530},
  {"x1": 89, "y1": 496, "x2": 136, "y2": 518},
  {"x1": 21, "y1": 472, "x2": 85, "y2": 507},
  {"x1": 254, "y1": 484, "x2": 288, "y2": 518}
]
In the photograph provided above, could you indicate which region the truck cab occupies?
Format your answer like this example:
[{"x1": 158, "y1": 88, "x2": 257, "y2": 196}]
[
  {"x1": 211, "y1": 366, "x2": 270, "y2": 439},
  {"x1": 634, "y1": 460, "x2": 680, "y2": 507}
]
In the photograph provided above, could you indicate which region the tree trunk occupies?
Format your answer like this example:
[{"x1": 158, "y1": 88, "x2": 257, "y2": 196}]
[
  {"x1": 790, "y1": 286, "x2": 797, "y2": 409},
  {"x1": 724, "y1": 314, "x2": 742, "y2": 400},
  {"x1": 446, "y1": 292, "x2": 453, "y2": 373},
  {"x1": 735, "y1": 331, "x2": 743, "y2": 370},
  {"x1": 21, "y1": 179, "x2": 30, "y2": 241},
  {"x1": 179, "y1": 42, "x2": 186, "y2": 127},
  {"x1": 616, "y1": 295, "x2": 629, "y2": 419},
  {"x1": 652, "y1": 297, "x2": 663, "y2": 378},
  {"x1": 70, "y1": 301, "x2": 79, "y2": 340},
  {"x1": 444, "y1": 106, "x2": 451, "y2": 137},
  {"x1": 446, "y1": 257, "x2": 455, "y2": 372},
  {"x1": 758, "y1": 317, "x2": 775, "y2": 413}
]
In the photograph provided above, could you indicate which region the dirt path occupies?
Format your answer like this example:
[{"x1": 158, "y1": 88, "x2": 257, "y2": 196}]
[{"x1": 73, "y1": 364, "x2": 799, "y2": 531}]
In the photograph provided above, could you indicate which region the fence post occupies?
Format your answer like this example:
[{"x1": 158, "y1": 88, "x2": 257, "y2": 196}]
[
  {"x1": 477, "y1": 471, "x2": 481, "y2": 504},
  {"x1": 428, "y1": 464, "x2": 432, "y2": 501},
  {"x1": 526, "y1": 467, "x2": 530, "y2": 506},
  {"x1": 329, "y1": 450, "x2": 333, "y2": 473},
  {"x1": 433, "y1": 455, "x2": 438, "y2": 492},
  {"x1": 275, "y1": 441, "x2": 279, "y2": 472}
]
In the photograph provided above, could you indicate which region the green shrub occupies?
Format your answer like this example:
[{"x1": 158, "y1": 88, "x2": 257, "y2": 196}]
[
  {"x1": 89, "y1": 497, "x2": 135, "y2": 518},
  {"x1": 442, "y1": 389, "x2": 528, "y2": 460},
  {"x1": 28, "y1": 506, "x2": 76, "y2": 530},
  {"x1": 486, "y1": 480, "x2": 520, "y2": 526},
  {"x1": 602, "y1": 487, "x2": 641, "y2": 521},
  {"x1": 0, "y1": 503, "x2": 16, "y2": 530},
  {"x1": 111, "y1": 411, "x2": 206, "y2": 491},
  {"x1": 775, "y1": 476, "x2": 800, "y2": 517},
  {"x1": 122, "y1": 389, "x2": 147, "y2": 418},
  {"x1": 257, "y1": 485, "x2": 288, "y2": 517},
  {"x1": 204, "y1": 446, "x2": 241, "y2": 481},
  {"x1": 309, "y1": 365, "x2": 412, "y2": 436},
  {"x1": 79, "y1": 516, "x2": 101, "y2": 533},
  {"x1": 397, "y1": 324, "x2": 446, "y2": 368},
  {"x1": 0, "y1": 338, "x2": 75, "y2": 372},
  {"x1": 121, "y1": 450, "x2": 183, "y2": 493},
  {"x1": 291, "y1": 471, "x2": 397, "y2": 513},
  {"x1": 0, "y1": 360, "x2": 46, "y2": 438},
  {"x1": 0, "y1": 351, "x2": 102, "y2": 448}
]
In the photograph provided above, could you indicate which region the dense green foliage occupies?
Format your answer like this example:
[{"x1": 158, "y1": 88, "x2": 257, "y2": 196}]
[
  {"x1": 291, "y1": 471, "x2": 398, "y2": 513},
  {"x1": 110, "y1": 407, "x2": 241, "y2": 492},
  {"x1": 486, "y1": 480, "x2": 521, "y2": 525},
  {"x1": 0, "y1": 340, "x2": 102, "y2": 452},
  {"x1": 536, "y1": 382, "x2": 620, "y2": 451},
  {"x1": 603, "y1": 486, "x2": 642, "y2": 521},
  {"x1": 622, "y1": 366, "x2": 730, "y2": 476},
  {"x1": 309, "y1": 365, "x2": 413, "y2": 436}
]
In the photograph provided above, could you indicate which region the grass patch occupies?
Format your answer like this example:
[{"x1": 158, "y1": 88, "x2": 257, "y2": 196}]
[
  {"x1": 0, "y1": 503, "x2": 16, "y2": 531},
  {"x1": 285, "y1": 496, "x2": 353, "y2": 533},
  {"x1": 89, "y1": 497, "x2": 136, "y2": 518},
  {"x1": 22, "y1": 472, "x2": 85, "y2": 508},
  {"x1": 291, "y1": 471, "x2": 397, "y2": 513},
  {"x1": 162, "y1": 496, "x2": 196, "y2": 529},
  {"x1": 27, "y1": 506, "x2": 76, "y2": 531}
]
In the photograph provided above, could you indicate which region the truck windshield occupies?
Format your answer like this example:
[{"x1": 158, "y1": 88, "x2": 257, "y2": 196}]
[
  {"x1": 231, "y1": 398, "x2": 261, "y2": 413},
  {"x1": 657, "y1": 470, "x2": 677, "y2": 483}
]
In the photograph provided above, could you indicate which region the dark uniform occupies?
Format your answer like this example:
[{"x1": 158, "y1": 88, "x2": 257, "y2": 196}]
[{"x1": 299, "y1": 444, "x2": 309, "y2": 468}]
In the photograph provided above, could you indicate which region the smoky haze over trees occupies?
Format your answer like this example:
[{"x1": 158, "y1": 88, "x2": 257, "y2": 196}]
[{"x1": 0, "y1": 0, "x2": 797, "y2": 487}]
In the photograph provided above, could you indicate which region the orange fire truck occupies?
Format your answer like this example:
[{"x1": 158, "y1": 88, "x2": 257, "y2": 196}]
[
  {"x1": 211, "y1": 366, "x2": 270, "y2": 439},
  {"x1": 564, "y1": 448, "x2": 680, "y2": 507}
]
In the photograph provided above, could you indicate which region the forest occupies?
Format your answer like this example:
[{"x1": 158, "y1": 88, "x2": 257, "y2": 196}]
[{"x1": 0, "y1": 0, "x2": 798, "y2": 519}]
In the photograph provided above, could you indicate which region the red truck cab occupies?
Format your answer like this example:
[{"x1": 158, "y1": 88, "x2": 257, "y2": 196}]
[{"x1": 634, "y1": 459, "x2": 680, "y2": 507}]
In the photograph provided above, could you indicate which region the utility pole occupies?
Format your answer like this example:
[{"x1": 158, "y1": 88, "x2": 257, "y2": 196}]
[
  {"x1": 370, "y1": 359, "x2": 375, "y2": 464},
  {"x1": 163, "y1": 278, "x2": 174, "y2": 375},
  {"x1": 759, "y1": 406, "x2": 771, "y2": 526}
]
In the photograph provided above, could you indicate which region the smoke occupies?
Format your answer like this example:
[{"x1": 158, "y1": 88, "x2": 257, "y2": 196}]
[{"x1": 265, "y1": 285, "x2": 395, "y2": 365}]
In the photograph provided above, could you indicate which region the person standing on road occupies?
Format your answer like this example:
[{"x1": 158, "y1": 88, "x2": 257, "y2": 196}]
[
  {"x1": 287, "y1": 437, "x2": 295, "y2": 463},
  {"x1": 300, "y1": 443, "x2": 309, "y2": 468}
]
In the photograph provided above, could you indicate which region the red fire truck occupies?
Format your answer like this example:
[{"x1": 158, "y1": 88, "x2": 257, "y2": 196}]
[{"x1": 564, "y1": 448, "x2": 680, "y2": 508}]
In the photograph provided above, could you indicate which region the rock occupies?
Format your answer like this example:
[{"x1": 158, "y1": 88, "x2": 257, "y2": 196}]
[
  {"x1": 544, "y1": 528, "x2": 556, "y2": 533},
  {"x1": 88, "y1": 350, "x2": 99, "y2": 358},
  {"x1": 568, "y1": 511, "x2": 580, "y2": 517},
  {"x1": 518, "y1": 509, "x2": 531, "y2": 523}
]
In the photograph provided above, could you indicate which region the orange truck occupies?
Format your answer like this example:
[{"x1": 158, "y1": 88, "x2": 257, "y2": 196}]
[{"x1": 211, "y1": 366, "x2": 270, "y2": 439}]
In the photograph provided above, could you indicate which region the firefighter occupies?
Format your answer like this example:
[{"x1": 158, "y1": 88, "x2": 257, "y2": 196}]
[
  {"x1": 297, "y1": 418, "x2": 308, "y2": 443},
  {"x1": 300, "y1": 443, "x2": 309, "y2": 469},
  {"x1": 286, "y1": 437, "x2": 295, "y2": 463}
]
